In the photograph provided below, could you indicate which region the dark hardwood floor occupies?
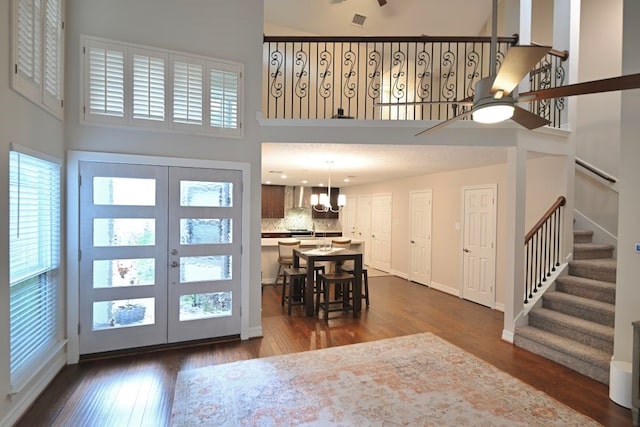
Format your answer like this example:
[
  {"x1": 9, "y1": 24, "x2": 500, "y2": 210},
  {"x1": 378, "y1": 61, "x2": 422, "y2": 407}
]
[{"x1": 17, "y1": 276, "x2": 633, "y2": 426}]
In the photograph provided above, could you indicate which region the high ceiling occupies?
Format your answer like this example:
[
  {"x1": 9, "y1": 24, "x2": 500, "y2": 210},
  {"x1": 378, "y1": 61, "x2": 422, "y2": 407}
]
[{"x1": 262, "y1": 0, "x2": 507, "y2": 188}]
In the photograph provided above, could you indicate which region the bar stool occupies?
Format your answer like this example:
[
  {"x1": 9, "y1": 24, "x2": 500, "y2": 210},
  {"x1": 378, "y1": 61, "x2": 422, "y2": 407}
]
[
  {"x1": 281, "y1": 267, "x2": 307, "y2": 315},
  {"x1": 275, "y1": 239, "x2": 300, "y2": 286},
  {"x1": 316, "y1": 272, "x2": 356, "y2": 321},
  {"x1": 329, "y1": 238, "x2": 351, "y2": 273},
  {"x1": 341, "y1": 266, "x2": 370, "y2": 307}
]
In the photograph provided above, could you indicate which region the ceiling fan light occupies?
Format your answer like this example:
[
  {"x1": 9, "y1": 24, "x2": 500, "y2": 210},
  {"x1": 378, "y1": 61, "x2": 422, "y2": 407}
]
[{"x1": 473, "y1": 104, "x2": 515, "y2": 124}]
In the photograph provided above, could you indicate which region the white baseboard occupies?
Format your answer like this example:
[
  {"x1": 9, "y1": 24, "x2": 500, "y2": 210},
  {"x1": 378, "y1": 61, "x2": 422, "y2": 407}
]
[
  {"x1": 388, "y1": 269, "x2": 407, "y2": 279},
  {"x1": 429, "y1": 281, "x2": 460, "y2": 297},
  {"x1": 502, "y1": 329, "x2": 515, "y2": 343},
  {"x1": 494, "y1": 302, "x2": 505, "y2": 312},
  {"x1": 246, "y1": 326, "x2": 263, "y2": 339},
  {"x1": 2, "y1": 351, "x2": 66, "y2": 427}
]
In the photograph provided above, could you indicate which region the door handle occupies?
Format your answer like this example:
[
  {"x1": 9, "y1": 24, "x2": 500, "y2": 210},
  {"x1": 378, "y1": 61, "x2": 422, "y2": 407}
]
[
  {"x1": 170, "y1": 261, "x2": 179, "y2": 268},
  {"x1": 463, "y1": 248, "x2": 470, "y2": 253},
  {"x1": 171, "y1": 249, "x2": 178, "y2": 255},
  {"x1": 410, "y1": 240, "x2": 415, "y2": 243}
]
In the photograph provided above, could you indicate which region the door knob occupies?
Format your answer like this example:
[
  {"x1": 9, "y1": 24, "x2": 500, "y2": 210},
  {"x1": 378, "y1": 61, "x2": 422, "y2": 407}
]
[
  {"x1": 171, "y1": 249, "x2": 178, "y2": 255},
  {"x1": 463, "y1": 248, "x2": 470, "y2": 253},
  {"x1": 170, "y1": 261, "x2": 179, "y2": 268},
  {"x1": 410, "y1": 240, "x2": 415, "y2": 243}
]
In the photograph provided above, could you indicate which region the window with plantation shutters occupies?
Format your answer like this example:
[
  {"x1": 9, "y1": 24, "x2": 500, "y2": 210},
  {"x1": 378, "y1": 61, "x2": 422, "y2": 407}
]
[
  {"x1": 210, "y1": 66, "x2": 240, "y2": 130},
  {"x1": 172, "y1": 58, "x2": 204, "y2": 126},
  {"x1": 9, "y1": 144, "x2": 62, "y2": 392},
  {"x1": 81, "y1": 35, "x2": 243, "y2": 138},
  {"x1": 132, "y1": 49, "x2": 166, "y2": 124},
  {"x1": 85, "y1": 40, "x2": 125, "y2": 123},
  {"x1": 12, "y1": 0, "x2": 64, "y2": 119}
]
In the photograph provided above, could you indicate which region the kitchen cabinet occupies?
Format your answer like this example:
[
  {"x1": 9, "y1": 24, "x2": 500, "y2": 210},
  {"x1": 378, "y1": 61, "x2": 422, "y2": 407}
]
[
  {"x1": 261, "y1": 185, "x2": 285, "y2": 218},
  {"x1": 311, "y1": 187, "x2": 340, "y2": 219}
]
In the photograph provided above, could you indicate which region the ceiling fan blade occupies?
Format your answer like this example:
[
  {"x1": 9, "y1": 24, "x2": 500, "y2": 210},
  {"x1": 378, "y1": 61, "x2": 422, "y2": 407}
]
[
  {"x1": 519, "y1": 73, "x2": 640, "y2": 102},
  {"x1": 376, "y1": 100, "x2": 474, "y2": 107},
  {"x1": 511, "y1": 106, "x2": 551, "y2": 130},
  {"x1": 415, "y1": 110, "x2": 473, "y2": 136},
  {"x1": 491, "y1": 45, "x2": 551, "y2": 96}
]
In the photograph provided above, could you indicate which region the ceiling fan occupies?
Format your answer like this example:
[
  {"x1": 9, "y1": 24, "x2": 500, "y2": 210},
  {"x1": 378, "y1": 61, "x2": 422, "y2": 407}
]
[{"x1": 379, "y1": 0, "x2": 640, "y2": 136}]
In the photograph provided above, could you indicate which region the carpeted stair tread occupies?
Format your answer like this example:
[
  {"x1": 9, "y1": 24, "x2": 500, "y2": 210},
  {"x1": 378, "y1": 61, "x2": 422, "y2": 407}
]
[
  {"x1": 555, "y1": 275, "x2": 616, "y2": 304},
  {"x1": 573, "y1": 229, "x2": 594, "y2": 244},
  {"x1": 542, "y1": 291, "x2": 614, "y2": 327},
  {"x1": 573, "y1": 243, "x2": 615, "y2": 260},
  {"x1": 569, "y1": 258, "x2": 617, "y2": 283},
  {"x1": 528, "y1": 308, "x2": 614, "y2": 353},
  {"x1": 514, "y1": 326, "x2": 610, "y2": 384}
]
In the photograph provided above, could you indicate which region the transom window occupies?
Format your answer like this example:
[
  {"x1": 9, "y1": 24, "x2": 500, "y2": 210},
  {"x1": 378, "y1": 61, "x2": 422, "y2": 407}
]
[{"x1": 81, "y1": 35, "x2": 243, "y2": 138}]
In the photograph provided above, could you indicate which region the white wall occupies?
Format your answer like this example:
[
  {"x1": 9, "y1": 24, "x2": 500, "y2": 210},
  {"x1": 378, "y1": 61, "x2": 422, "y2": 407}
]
[
  {"x1": 341, "y1": 154, "x2": 565, "y2": 307},
  {"x1": 610, "y1": 0, "x2": 640, "y2": 407},
  {"x1": 64, "y1": 0, "x2": 264, "y2": 335},
  {"x1": 0, "y1": 1, "x2": 66, "y2": 423},
  {"x1": 572, "y1": 0, "x2": 622, "y2": 236}
]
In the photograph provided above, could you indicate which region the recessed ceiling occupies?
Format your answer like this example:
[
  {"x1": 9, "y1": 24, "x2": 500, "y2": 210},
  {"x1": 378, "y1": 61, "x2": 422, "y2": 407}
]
[{"x1": 262, "y1": 143, "x2": 509, "y2": 187}]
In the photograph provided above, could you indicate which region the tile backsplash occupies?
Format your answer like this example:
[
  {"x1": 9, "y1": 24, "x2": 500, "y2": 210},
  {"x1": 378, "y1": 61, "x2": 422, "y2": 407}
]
[{"x1": 262, "y1": 187, "x2": 341, "y2": 231}]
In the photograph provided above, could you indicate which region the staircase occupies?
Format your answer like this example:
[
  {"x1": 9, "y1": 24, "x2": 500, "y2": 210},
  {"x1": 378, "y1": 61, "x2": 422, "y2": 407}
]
[{"x1": 514, "y1": 229, "x2": 616, "y2": 384}]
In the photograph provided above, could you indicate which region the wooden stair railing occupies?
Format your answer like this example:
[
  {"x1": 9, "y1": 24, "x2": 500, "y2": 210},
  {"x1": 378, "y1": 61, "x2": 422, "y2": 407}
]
[{"x1": 524, "y1": 196, "x2": 566, "y2": 304}]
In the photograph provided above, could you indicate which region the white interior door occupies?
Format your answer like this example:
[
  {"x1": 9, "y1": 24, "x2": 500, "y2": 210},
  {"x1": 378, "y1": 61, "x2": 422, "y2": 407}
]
[
  {"x1": 461, "y1": 185, "x2": 496, "y2": 308},
  {"x1": 356, "y1": 194, "x2": 372, "y2": 265},
  {"x1": 341, "y1": 195, "x2": 357, "y2": 239},
  {"x1": 409, "y1": 190, "x2": 432, "y2": 286},
  {"x1": 78, "y1": 161, "x2": 242, "y2": 354},
  {"x1": 371, "y1": 193, "x2": 392, "y2": 271}
]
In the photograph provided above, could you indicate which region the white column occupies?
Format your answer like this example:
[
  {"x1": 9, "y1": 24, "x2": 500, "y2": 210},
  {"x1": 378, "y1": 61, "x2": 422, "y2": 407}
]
[
  {"x1": 610, "y1": 0, "x2": 640, "y2": 409},
  {"x1": 502, "y1": 145, "x2": 527, "y2": 342}
]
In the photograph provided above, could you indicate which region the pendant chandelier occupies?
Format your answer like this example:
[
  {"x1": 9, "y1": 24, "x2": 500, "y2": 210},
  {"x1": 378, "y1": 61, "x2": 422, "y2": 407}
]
[{"x1": 310, "y1": 161, "x2": 346, "y2": 213}]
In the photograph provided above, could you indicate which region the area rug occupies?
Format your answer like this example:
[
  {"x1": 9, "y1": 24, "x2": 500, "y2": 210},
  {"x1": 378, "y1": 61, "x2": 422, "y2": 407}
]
[{"x1": 170, "y1": 333, "x2": 600, "y2": 426}]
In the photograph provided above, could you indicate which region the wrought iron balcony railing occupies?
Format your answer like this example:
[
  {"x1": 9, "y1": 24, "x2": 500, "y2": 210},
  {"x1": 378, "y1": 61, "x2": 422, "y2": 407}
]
[{"x1": 263, "y1": 35, "x2": 568, "y2": 128}]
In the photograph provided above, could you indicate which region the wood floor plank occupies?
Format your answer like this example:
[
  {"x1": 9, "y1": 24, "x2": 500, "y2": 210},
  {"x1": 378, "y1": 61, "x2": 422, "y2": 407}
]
[{"x1": 16, "y1": 276, "x2": 633, "y2": 426}]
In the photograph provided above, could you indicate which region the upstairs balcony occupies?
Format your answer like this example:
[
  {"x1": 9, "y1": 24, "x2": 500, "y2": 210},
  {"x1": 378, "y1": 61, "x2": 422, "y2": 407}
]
[{"x1": 263, "y1": 34, "x2": 568, "y2": 128}]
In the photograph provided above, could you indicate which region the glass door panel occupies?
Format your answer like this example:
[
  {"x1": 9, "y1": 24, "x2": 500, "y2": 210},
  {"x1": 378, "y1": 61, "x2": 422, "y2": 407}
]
[
  {"x1": 167, "y1": 167, "x2": 242, "y2": 342},
  {"x1": 78, "y1": 161, "x2": 169, "y2": 354}
]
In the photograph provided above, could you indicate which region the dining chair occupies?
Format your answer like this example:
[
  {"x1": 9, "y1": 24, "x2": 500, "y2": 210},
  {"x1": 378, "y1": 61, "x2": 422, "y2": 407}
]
[
  {"x1": 276, "y1": 239, "x2": 300, "y2": 286},
  {"x1": 329, "y1": 238, "x2": 351, "y2": 273}
]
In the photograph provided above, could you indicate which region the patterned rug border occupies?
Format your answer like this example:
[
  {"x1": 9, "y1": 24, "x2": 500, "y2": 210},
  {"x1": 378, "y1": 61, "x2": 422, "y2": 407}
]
[{"x1": 171, "y1": 333, "x2": 601, "y2": 426}]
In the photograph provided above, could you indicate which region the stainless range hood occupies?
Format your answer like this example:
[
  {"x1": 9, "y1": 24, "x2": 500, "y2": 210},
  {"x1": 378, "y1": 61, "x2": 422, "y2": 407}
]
[{"x1": 292, "y1": 186, "x2": 311, "y2": 209}]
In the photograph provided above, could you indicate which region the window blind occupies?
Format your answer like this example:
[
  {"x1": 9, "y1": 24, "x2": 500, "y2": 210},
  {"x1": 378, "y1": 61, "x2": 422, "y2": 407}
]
[
  {"x1": 9, "y1": 147, "x2": 61, "y2": 388},
  {"x1": 15, "y1": 0, "x2": 43, "y2": 97}
]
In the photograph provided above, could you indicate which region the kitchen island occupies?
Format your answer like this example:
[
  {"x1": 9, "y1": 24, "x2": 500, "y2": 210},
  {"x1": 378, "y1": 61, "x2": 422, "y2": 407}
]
[{"x1": 261, "y1": 238, "x2": 364, "y2": 284}]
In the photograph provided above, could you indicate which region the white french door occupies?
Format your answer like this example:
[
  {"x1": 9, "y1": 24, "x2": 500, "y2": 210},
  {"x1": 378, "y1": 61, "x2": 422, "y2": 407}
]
[{"x1": 78, "y1": 161, "x2": 242, "y2": 354}]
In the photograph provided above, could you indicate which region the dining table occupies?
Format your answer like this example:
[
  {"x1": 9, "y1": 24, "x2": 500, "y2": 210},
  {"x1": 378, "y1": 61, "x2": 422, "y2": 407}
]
[{"x1": 293, "y1": 248, "x2": 363, "y2": 317}]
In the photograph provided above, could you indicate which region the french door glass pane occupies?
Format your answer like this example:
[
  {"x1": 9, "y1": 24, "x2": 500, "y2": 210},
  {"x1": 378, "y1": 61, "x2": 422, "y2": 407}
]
[
  {"x1": 93, "y1": 177, "x2": 156, "y2": 206},
  {"x1": 93, "y1": 218, "x2": 155, "y2": 246},
  {"x1": 180, "y1": 218, "x2": 232, "y2": 244},
  {"x1": 93, "y1": 297, "x2": 155, "y2": 330},
  {"x1": 180, "y1": 180, "x2": 232, "y2": 207},
  {"x1": 179, "y1": 292, "x2": 232, "y2": 321},
  {"x1": 93, "y1": 258, "x2": 155, "y2": 288},
  {"x1": 180, "y1": 255, "x2": 231, "y2": 283}
]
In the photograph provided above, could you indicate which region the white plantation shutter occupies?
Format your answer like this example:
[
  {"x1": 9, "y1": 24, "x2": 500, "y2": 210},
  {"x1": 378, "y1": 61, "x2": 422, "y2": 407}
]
[
  {"x1": 209, "y1": 67, "x2": 239, "y2": 129},
  {"x1": 12, "y1": 0, "x2": 64, "y2": 119},
  {"x1": 42, "y1": 0, "x2": 64, "y2": 115},
  {"x1": 80, "y1": 36, "x2": 242, "y2": 137},
  {"x1": 173, "y1": 58, "x2": 204, "y2": 126},
  {"x1": 9, "y1": 145, "x2": 62, "y2": 391},
  {"x1": 14, "y1": 0, "x2": 43, "y2": 101},
  {"x1": 85, "y1": 40, "x2": 125, "y2": 122},
  {"x1": 132, "y1": 49, "x2": 166, "y2": 123}
]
